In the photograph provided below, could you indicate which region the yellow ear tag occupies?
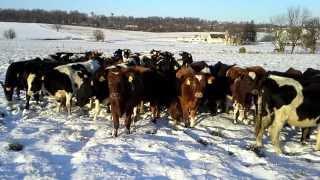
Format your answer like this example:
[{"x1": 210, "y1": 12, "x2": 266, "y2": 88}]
[
  {"x1": 128, "y1": 76, "x2": 134, "y2": 82},
  {"x1": 186, "y1": 79, "x2": 191, "y2": 85},
  {"x1": 99, "y1": 76, "x2": 106, "y2": 82},
  {"x1": 208, "y1": 79, "x2": 213, "y2": 84}
]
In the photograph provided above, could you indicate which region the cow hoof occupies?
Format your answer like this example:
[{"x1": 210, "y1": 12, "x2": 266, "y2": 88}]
[
  {"x1": 151, "y1": 119, "x2": 157, "y2": 124},
  {"x1": 112, "y1": 129, "x2": 118, "y2": 137},
  {"x1": 274, "y1": 148, "x2": 283, "y2": 155},
  {"x1": 125, "y1": 129, "x2": 131, "y2": 135},
  {"x1": 190, "y1": 122, "x2": 196, "y2": 128},
  {"x1": 22, "y1": 109, "x2": 29, "y2": 117}
]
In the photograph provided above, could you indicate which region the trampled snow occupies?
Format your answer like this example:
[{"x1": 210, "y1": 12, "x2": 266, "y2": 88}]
[{"x1": 0, "y1": 22, "x2": 319, "y2": 179}]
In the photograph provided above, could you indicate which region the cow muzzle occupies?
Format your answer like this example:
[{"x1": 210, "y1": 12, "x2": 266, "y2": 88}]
[
  {"x1": 110, "y1": 92, "x2": 121, "y2": 99},
  {"x1": 195, "y1": 92, "x2": 203, "y2": 98}
]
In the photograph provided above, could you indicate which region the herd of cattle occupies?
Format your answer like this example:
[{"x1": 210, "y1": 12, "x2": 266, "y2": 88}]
[{"x1": 1, "y1": 49, "x2": 320, "y2": 154}]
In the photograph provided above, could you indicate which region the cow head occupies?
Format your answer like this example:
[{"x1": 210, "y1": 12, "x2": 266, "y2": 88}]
[
  {"x1": 150, "y1": 49, "x2": 161, "y2": 57},
  {"x1": 181, "y1": 73, "x2": 214, "y2": 99},
  {"x1": 156, "y1": 52, "x2": 178, "y2": 73},
  {"x1": 122, "y1": 49, "x2": 132, "y2": 59},
  {"x1": 123, "y1": 70, "x2": 144, "y2": 94},
  {"x1": 179, "y1": 51, "x2": 193, "y2": 66},
  {"x1": 1, "y1": 81, "x2": 13, "y2": 101},
  {"x1": 76, "y1": 78, "x2": 95, "y2": 107}
]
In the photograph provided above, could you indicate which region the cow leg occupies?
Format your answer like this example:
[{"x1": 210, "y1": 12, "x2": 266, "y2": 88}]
[
  {"x1": 139, "y1": 101, "x2": 144, "y2": 114},
  {"x1": 93, "y1": 99, "x2": 100, "y2": 121},
  {"x1": 256, "y1": 115, "x2": 272, "y2": 147},
  {"x1": 132, "y1": 106, "x2": 138, "y2": 126},
  {"x1": 190, "y1": 110, "x2": 197, "y2": 128},
  {"x1": 124, "y1": 109, "x2": 133, "y2": 135},
  {"x1": 89, "y1": 98, "x2": 94, "y2": 109},
  {"x1": 316, "y1": 126, "x2": 320, "y2": 151},
  {"x1": 269, "y1": 113, "x2": 286, "y2": 154},
  {"x1": 16, "y1": 88, "x2": 21, "y2": 100},
  {"x1": 256, "y1": 106, "x2": 274, "y2": 147},
  {"x1": 301, "y1": 128, "x2": 311, "y2": 144},
  {"x1": 65, "y1": 93, "x2": 72, "y2": 116},
  {"x1": 25, "y1": 94, "x2": 31, "y2": 110},
  {"x1": 150, "y1": 104, "x2": 159, "y2": 123},
  {"x1": 233, "y1": 102, "x2": 239, "y2": 124},
  {"x1": 112, "y1": 113, "x2": 120, "y2": 137},
  {"x1": 237, "y1": 103, "x2": 247, "y2": 124},
  {"x1": 34, "y1": 93, "x2": 40, "y2": 104},
  {"x1": 182, "y1": 106, "x2": 190, "y2": 128}
]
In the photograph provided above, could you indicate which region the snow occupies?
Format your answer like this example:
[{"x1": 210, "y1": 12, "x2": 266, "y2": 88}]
[{"x1": 0, "y1": 22, "x2": 320, "y2": 179}]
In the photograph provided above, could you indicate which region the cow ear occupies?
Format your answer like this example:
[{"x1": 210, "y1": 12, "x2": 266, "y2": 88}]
[
  {"x1": 248, "y1": 72, "x2": 256, "y2": 80},
  {"x1": 128, "y1": 75, "x2": 134, "y2": 83}
]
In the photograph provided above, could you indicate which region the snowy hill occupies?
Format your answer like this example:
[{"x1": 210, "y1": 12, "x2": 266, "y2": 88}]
[{"x1": 0, "y1": 22, "x2": 319, "y2": 179}]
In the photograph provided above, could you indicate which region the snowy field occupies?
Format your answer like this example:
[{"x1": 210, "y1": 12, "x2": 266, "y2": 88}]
[{"x1": 0, "y1": 22, "x2": 319, "y2": 179}]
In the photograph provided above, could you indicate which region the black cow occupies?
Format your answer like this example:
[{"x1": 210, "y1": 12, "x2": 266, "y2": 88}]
[
  {"x1": 303, "y1": 68, "x2": 320, "y2": 78},
  {"x1": 201, "y1": 61, "x2": 236, "y2": 114},
  {"x1": 1, "y1": 58, "x2": 44, "y2": 106}
]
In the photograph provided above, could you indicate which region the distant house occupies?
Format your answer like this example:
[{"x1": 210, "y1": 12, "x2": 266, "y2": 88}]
[{"x1": 177, "y1": 32, "x2": 226, "y2": 44}]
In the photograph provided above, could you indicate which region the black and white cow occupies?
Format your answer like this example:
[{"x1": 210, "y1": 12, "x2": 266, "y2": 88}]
[
  {"x1": 27, "y1": 59, "x2": 104, "y2": 115},
  {"x1": 76, "y1": 68, "x2": 110, "y2": 120},
  {"x1": 255, "y1": 74, "x2": 320, "y2": 154}
]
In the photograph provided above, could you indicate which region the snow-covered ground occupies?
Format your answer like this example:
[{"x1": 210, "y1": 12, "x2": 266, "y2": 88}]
[{"x1": 0, "y1": 22, "x2": 319, "y2": 179}]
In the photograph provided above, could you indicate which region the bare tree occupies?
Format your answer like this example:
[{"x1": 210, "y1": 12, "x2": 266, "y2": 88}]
[
  {"x1": 3, "y1": 28, "x2": 16, "y2": 39},
  {"x1": 93, "y1": 29, "x2": 105, "y2": 41},
  {"x1": 270, "y1": 15, "x2": 287, "y2": 52},
  {"x1": 287, "y1": 7, "x2": 310, "y2": 54},
  {"x1": 54, "y1": 24, "x2": 62, "y2": 32},
  {"x1": 302, "y1": 18, "x2": 320, "y2": 53}
]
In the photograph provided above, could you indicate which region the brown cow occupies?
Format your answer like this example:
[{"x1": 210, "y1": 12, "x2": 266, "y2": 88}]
[
  {"x1": 107, "y1": 66, "x2": 146, "y2": 137},
  {"x1": 169, "y1": 66, "x2": 214, "y2": 127},
  {"x1": 286, "y1": 67, "x2": 303, "y2": 78},
  {"x1": 226, "y1": 66, "x2": 248, "y2": 82},
  {"x1": 107, "y1": 65, "x2": 178, "y2": 137},
  {"x1": 230, "y1": 66, "x2": 266, "y2": 124}
]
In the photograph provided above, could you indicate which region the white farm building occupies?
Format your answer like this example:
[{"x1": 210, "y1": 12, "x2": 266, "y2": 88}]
[{"x1": 177, "y1": 32, "x2": 226, "y2": 44}]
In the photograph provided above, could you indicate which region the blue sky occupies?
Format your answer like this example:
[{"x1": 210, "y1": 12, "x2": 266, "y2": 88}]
[{"x1": 1, "y1": 0, "x2": 319, "y2": 23}]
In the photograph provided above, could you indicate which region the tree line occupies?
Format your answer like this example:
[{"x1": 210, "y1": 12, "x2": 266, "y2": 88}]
[{"x1": 0, "y1": 8, "x2": 271, "y2": 32}]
